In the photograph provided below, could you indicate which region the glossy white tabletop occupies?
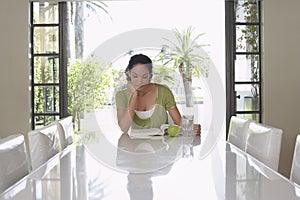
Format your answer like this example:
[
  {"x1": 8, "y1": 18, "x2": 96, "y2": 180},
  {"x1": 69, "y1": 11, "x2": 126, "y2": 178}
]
[{"x1": 1, "y1": 130, "x2": 300, "y2": 200}]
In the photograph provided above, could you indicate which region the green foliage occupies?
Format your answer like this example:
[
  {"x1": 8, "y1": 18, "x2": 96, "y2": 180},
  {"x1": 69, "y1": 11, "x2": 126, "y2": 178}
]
[
  {"x1": 155, "y1": 26, "x2": 210, "y2": 81},
  {"x1": 67, "y1": 57, "x2": 117, "y2": 130},
  {"x1": 152, "y1": 63, "x2": 175, "y2": 85},
  {"x1": 34, "y1": 56, "x2": 60, "y2": 125},
  {"x1": 236, "y1": 0, "x2": 260, "y2": 98},
  {"x1": 32, "y1": 3, "x2": 60, "y2": 127}
]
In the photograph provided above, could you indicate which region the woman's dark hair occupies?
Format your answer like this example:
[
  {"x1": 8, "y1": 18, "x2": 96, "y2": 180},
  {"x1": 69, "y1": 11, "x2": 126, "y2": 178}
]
[{"x1": 125, "y1": 54, "x2": 153, "y2": 74}]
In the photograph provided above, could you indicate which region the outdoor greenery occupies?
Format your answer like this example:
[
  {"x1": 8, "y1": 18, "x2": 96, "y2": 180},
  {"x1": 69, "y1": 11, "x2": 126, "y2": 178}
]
[
  {"x1": 236, "y1": 0, "x2": 259, "y2": 98},
  {"x1": 33, "y1": 56, "x2": 60, "y2": 127},
  {"x1": 152, "y1": 63, "x2": 175, "y2": 85},
  {"x1": 61, "y1": 1, "x2": 112, "y2": 131},
  {"x1": 32, "y1": 3, "x2": 210, "y2": 129},
  {"x1": 155, "y1": 26, "x2": 210, "y2": 107},
  {"x1": 32, "y1": 3, "x2": 61, "y2": 128},
  {"x1": 236, "y1": 0, "x2": 260, "y2": 121},
  {"x1": 67, "y1": 57, "x2": 117, "y2": 131}
]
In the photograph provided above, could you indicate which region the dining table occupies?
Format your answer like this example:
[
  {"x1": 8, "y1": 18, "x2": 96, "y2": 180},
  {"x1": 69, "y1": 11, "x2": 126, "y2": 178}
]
[{"x1": 0, "y1": 127, "x2": 300, "y2": 200}]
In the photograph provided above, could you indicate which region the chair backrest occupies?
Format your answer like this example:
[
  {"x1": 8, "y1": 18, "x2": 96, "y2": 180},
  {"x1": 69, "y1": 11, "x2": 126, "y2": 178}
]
[
  {"x1": 55, "y1": 116, "x2": 74, "y2": 149},
  {"x1": 0, "y1": 134, "x2": 30, "y2": 193},
  {"x1": 245, "y1": 122, "x2": 282, "y2": 171},
  {"x1": 290, "y1": 134, "x2": 300, "y2": 186},
  {"x1": 227, "y1": 116, "x2": 251, "y2": 150},
  {"x1": 28, "y1": 123, "x2": 61, "y2": 170}
]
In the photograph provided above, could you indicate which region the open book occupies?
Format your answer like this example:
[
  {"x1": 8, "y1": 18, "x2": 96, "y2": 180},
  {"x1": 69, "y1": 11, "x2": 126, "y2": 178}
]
[{"x1": 129, "y1": 124, "x2": 170, "y2": 139}]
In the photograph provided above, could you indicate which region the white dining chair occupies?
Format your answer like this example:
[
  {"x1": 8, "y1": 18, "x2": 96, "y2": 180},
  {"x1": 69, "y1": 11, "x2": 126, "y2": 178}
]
[
  {"x1": 55, "y1": 116, "x2": 74, "y2": 149},
  {"x1": 55, "y1": 116, "x2": 75, "y2": 200},
  {"x1": 245, "y1": 122, "x2": 283, "y2": 171},
  {"x1": 0, "y1": 134, "x2": 30, "y2": 193},
  {"x1": 227, "y1": 116, "x2": 251, "y2": 150},
  {"x1": 28, "y1": 123, "x2": 61, "y2": 170},
  {"x1": 290, "y1": 134, "x2": 300, "y2": 186}
]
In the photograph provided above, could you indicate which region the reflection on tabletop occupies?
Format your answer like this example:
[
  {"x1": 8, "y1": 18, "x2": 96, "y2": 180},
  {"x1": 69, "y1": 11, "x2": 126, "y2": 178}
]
[
  {"x1": 3, "y1": 129, "x2": 300, "y2": 200},
  {"x1": 83, "y1": 131, "x2": 200, "y2": 200},
  {"x1": 84, "y1": 130, "x2": 201, "y2": 174},
  {"x1": 116, "y1": 133, "x2": 200, "y2": 173}
]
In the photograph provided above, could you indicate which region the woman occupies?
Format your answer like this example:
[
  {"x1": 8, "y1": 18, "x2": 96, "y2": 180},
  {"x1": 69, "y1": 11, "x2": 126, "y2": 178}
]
[{"x1": 115, "y1": 54, "x2": 182, "y2": 133}]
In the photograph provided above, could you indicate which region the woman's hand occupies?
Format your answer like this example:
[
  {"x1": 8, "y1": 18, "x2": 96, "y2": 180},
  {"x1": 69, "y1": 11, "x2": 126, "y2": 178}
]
[
  {"x1": 135, "y1": 83, "x2": 153, "y2": 96},
  {"x1": 127, "y1": 82, "x2": 152, "y2": 97}
]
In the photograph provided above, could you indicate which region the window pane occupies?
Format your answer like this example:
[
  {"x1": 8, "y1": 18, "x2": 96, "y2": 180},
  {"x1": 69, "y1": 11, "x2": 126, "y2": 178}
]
[
  {"x1": 244, "y1": 96, "x2": 259, "y2": 112},
  {"x1": 235, "y1": 55, "x2": 259, "y2": 82},
  {"x1": 237, "y1": 113, "x2": 259, "y2": 122},
  {"x1": 236, "y1": 25, "x2": 259, "y2": 52},
  {"x1": 34, "y1": 115, "x2": 59, "y2": 129},
  {"x1": 34, "y1": 56, "x2": 59, "y2": 84},
  {"x1": 33, "y1": 2, "x2": 59, "y2": 24},
  {"x1": 235, "y1": 84, "x2": 259, "y2": 112},
  {"x1": 235, "y1": 0, "x2": 259, "y2": 23},
  {"x1": 33, "y1": 27, "x2": 59, "y2": 54},
  {"x1": 34, "y1": 86, "x2": 60, "y2": 113}
]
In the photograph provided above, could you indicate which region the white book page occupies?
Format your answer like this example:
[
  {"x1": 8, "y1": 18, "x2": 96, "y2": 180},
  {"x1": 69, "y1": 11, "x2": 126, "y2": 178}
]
[{"x1": 129, "y1": 124, "x2": 169, "y2": 139}]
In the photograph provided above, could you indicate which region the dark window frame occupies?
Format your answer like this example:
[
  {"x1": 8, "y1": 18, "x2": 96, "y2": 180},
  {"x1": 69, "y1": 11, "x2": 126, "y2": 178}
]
[
  {"x1": 30, "y1": 2, "x2": 68, "y2": 129},
  {"x1": 225, "y1": 0, "x2": 262, "y2": 136}
]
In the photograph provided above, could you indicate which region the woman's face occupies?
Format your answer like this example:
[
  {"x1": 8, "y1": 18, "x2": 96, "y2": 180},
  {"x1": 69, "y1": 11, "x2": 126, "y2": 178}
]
[{"x1": 128, "y1": 64, "x2": 151, "y2": 89}]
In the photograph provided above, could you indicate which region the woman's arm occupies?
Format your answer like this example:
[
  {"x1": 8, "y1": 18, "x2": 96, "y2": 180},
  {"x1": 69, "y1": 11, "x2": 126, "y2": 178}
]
[
  {"x1": 117, "y1": 83, "x2": 155, "y2": 132},
  {"x1": 160, "y1": 84, "x2": 182, "y2": 126},
  {"x1": 168, "y1": 106, "x2": 182, "y2": 126},
  {"x1": 117, "y1": 90, "x2": 137, "y2": 133}
]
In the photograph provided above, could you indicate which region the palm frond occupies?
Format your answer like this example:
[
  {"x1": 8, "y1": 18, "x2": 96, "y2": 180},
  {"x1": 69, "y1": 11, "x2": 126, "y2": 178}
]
[
  {"x1": 87, "y1": 1, "x2": 111, "y2": 18},
  {"x1": 156, "y1": 26, "x2": 210, "y2": 78}
]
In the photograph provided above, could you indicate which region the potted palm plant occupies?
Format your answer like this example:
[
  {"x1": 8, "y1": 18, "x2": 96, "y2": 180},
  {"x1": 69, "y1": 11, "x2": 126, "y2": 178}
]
[{"x1": 155, "y1": 26, "x2": 210, "y2": 108}]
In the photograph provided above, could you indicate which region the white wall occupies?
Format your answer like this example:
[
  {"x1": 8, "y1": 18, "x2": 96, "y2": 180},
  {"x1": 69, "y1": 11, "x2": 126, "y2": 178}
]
[
  {"x1": 263, "y1": 0, "x2": 300, "y2": 177},
  {"x1": 0, "y1": 0, "x2": 30, "y2": 139}
]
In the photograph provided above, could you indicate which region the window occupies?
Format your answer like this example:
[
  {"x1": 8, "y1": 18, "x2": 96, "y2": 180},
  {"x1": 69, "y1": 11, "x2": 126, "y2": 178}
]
[
  {"x1": 30, "y1": 2, "x2": 65, "y2": 129},
  {"x1": 226, "y1": 0, "x2": 262, "y2": 134}
]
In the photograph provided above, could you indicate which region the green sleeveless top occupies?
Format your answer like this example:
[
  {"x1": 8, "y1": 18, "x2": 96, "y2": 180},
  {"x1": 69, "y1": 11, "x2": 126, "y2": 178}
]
[{"x1": 115, "y1": 84, "x2": 176, "y2": 129}]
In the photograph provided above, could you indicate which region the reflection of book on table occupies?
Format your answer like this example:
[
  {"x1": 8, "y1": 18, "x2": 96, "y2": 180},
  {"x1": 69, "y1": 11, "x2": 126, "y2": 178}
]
[{"x1": 129, "y1": 124, "x2": 170, "y2": 139}]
